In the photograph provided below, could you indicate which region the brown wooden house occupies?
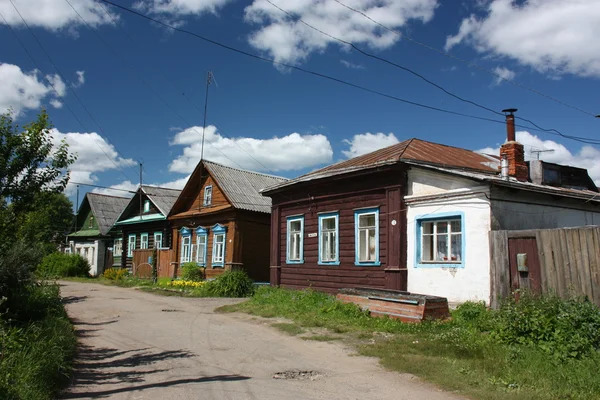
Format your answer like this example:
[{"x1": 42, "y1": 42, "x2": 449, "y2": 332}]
[
  {"x1": 112, "y1": 185, "x2": 181, "y2": 270},
  {"x1": 168, "y1": 160, "x2": 287, "y2": 281}
]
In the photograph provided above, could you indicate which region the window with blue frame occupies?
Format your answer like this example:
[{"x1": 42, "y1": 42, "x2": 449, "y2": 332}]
[
  {"x1": 195, "y1": 227, "x2": 208, "y2": 266},
  {"x1": 318, "y1": 213, "x2": 339, "y2": 265},
  {"x1": 354, "y1": 208, "x2": 380, "y2": 265},
  {"x1": 180, "y1": 228, "x2": 192, "y2": 263},
  {"x1": 416, "y1": 213, "x2": 464, "y2": 267},
  {"x1": 140, "y1": 233, "x2": 149, "y2": 249},
  {"x1": 153, "y1": 232, "x2": 163, "y2": 249},
  {"x1": 127, "y1": 234, "x2": 136, "y2": 257},
  {"x1": 286, "y1": 216, "x2": 304, "y2": 264},
  {"x1": 212, "y1": 223, "x2": 227, "y2": 267}
]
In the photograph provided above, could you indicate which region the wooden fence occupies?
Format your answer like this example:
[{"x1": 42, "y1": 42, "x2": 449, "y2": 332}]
[
  {"x1": 132, "y1": 249, "x2": 176, "y2": 278},
  {"x1": 490, "y1": 226, "x2": 600, "y2": 308}
]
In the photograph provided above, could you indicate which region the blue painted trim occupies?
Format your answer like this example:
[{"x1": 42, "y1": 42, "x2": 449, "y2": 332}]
[
  {"x1": 140, "y1": 233, "x2": 149, "y2": 249},
  {"x1": 203, "y1": 185, "x2": 213, "y2": 206},
  {"x1": 143, "y1": 200, "x2": 150, "y2": 213},
  {"x1": 195, "y1": 226, "x2": 209, "y2": 234},
  {"x1": 211, "y1": 223, "x2": 227, "y2": 233},
  {"x1": 414, "y1": 211, "x2": 466, "y2": 268},
  {"x1": 180, "y1": 227, "x2": 192, "y2": 236},
  {"x1": 318, "y1": 212, "x2": 340, "y2": 265},
  {"x1": 286, "y1": 216, "x2": 304, "y2": 264},
  {"x1": 212, "y1": 231, "x2": 226, "y2": 267},
  {"x1": 153, "y1": 232, "x2": 163, "y2": 249},
  {"x1": 196, "y1": 232, "x2": 208, "y2": 266},
  {"x1": 354, "y1": 208, "x2": 381, "y2": 266},
  {"x1": 127, "y1": 234, "x2": 136, "y2": 257}
]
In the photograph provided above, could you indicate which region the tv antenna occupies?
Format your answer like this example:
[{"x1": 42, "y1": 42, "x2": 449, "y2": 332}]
[{"x1": 531, "y1": 149, "x2": 555, "y2": 160}]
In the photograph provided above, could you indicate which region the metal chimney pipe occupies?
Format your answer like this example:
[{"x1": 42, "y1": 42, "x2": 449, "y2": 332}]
[
  {"x1": 502, "y1": 108, "x2": 518, "y2": 142},
  {"x1": 500, "y1": 156, "x2": 509, "y2": 180}
]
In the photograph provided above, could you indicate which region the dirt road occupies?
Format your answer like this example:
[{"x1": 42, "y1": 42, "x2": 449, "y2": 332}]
[{"x1": 60, "y1": 281, "x2": 462, "y2": 399}]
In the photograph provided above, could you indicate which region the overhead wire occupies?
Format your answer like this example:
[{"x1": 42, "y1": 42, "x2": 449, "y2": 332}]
[
  {"x1": 98, "y1": 0, "x2": 600, "y2": 146},
  {"x1": 5, "y1": 0, "x2": 140, "y2": 181},
  {"x1": 266, "y1": 0, "x2": 600, "y2": 146},
  {"x1": 332, "y1": 0, "x2": 598, "y2": 119}
]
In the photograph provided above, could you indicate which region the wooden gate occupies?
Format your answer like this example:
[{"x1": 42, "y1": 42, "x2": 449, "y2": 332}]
[
  {"x1": 132, "y1": 249, "x2": 175, "y2": 278},
  {"x1": 507, "y1": 237, "x2": 542, "y2": 296}
]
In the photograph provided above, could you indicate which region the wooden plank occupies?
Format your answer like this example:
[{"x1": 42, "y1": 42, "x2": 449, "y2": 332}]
[
  {"x1": 537, "y1": 230, "x2": 556, "y2": 294},
  {"x1": 489, "y1": 230, "x2": 510, "y2": 309},
  {"x1": 578, "y1": 228, "x2": 593, "y2": 301},
  {"x1": 589, "y1": 228, "x2": 600, "y2": 306},
  {"x1": 565, "y1": 229, "x2": 581, "y2": 297},
  {"x1": 551, "y1": 229, "x2": 566, "y2": 298}
]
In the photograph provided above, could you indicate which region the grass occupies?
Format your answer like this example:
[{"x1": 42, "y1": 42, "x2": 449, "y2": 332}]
[
  {"x1": 271, "y1": 322, "x2": 305, "y2": 336},
  {"x1": 224, "y1": 286, "x2": 600, "y2": 400},
  {"x1": 302, "y1": 334, "x2": 340, "y2": 342}
]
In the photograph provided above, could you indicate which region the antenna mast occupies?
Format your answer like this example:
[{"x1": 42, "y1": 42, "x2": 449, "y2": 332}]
[
  {"x1": 200, "y1": 71, "x2": 213, "y2": 162},
  {"x1": 531, "y1": 149, "x2": 555, "y2": 160}
]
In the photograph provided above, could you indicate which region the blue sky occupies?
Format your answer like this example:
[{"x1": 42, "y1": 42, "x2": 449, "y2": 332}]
[{"x1": 1, "y1": 0, "x2": 599, "y2": 205}]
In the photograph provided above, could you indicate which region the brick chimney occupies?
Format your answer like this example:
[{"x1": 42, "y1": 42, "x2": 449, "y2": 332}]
[{"x1": 500, "y1": 108, "x2": 528, "y2": 182}]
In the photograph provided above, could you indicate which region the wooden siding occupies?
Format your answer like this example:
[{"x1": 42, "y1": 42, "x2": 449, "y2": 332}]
[
  {"x1": 239, "y1": 214, "x2": 271, "y2": 282},
  {"x1": 171, "y1": 175, "x2": 230, "y2": 219},
  {"x1": 272, "y1": 167, "x2": 406, "y2": 293},
  {"x1": 120, "y1": 221, "x2": 171, "y2": 269}
]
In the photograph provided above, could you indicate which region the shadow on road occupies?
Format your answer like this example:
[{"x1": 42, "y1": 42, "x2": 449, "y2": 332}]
[{"x1": 62, "y1": 295, "x2": 88, "y2": 304}]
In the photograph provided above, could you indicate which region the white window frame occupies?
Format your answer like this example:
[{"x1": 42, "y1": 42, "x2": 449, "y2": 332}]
[
  {"x1": 196, "y1": 233, "x2": 207, "y2": 266},
  {"x1": 286, "y1": 216, "x2": 304, "y2": 264},
  {"x1": 212, "y1": 233, "x2": 225, "y2": 266},
  {"x1": 127, "y1": 234, "x2": 136, "y2": 257},
  {"x1": 140, "y1": 233, "x2": 149, "y2": 249},
  {"x1": 203, "y1": 185, "x2": 213, "y2": 206},
  {"x1": 318, "y1": 212, "x2": 339, "y2": 265},
  {"x1": 354, "y1": 208, "x2": 380, "y2": 266},
  {"x1": 143, "y1": 200, "x2": 150, "y2": 213},
  {"x1": 153, "y1": 232, "x2": 163, "y2": 249},
  {"x1": 180, "y1": 234, "x2": 191, "y2": 263},
  {"x1": 416, "y1": 213, "x2": 464, "y2": 268},
  {"x1": 113, "y1": 238, "x2": 123, "y2": 257}
]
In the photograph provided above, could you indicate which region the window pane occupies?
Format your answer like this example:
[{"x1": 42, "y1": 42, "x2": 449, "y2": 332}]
[
  {"x1": 436, "y1": 234, "x2": 448, "y2": 261},
  {"x1": 450, "y1": 220, "x2": 461, "y2": 233},
  {"x1": 437, "y1": 221, "x2": 448, "y2": 234},
  {"x1": 368, "y1": 228, "x2": 376, "y2": 261},
  {"x1": 359, "y1": 213, "x2": 375, "y2": 228},
  {"x1": 422, "y1": 235, "x2": 433, "y2": 261},
  {"x1": 322, "y1": 217, "x2": 336, "y2": 231},
  {"x1": 290, "y1": 220, "x2": 301, "y2": 232},
  {"x1": 358, "y1": 229, "x2": 367, "y2": 261},
  {"x1": 451, "y1": 234, "x2": 462, "y2": 261},
  {"x1": 422, "y1": 222, "x2": 433, "y2": 235}
]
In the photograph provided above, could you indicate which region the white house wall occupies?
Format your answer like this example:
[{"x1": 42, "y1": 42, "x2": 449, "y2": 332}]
[{"x1": 406, "y1": 168, "x2": 492, "y2": 304}]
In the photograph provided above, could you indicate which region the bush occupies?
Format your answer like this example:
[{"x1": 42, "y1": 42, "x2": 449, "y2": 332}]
[
  {"x1": 203, "y1": 270, "x2": 255, "y2": 297},
  {"x1": 181, "y1": 262, "x2": 205, "y2": 282},
  {"x1": 103, "y1": 268, "x2": 129, "y2": 281},
  {"x1": 36, "y1": 252, "x2": 90, "y2": 279}
]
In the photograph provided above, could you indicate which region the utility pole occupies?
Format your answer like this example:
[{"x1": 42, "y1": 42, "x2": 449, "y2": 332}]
[
  {"x1": 139, "y1": 162, "x2": 143, "y2": 219},
  {"x1": 200, "y1": 71, "x2": 213, "y2": 162}
]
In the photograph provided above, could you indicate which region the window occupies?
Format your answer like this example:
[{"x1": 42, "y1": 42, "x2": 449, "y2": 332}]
[
  {"x1": 113, "y1": 238, "x2": 123, "y2": 257},
  {"x1": 286, "y1": 216, "x2": 304, "y2": 264},
  {"x1": 203, "y1": 186, "x2": 213, "y2": 206},
  {"x1": 417, "y1": 214, "x2": 464, "y2": 267},
  {"x1": 212, "y1": 223, "x2": 227, "y2": 267},
  {"x1": 318, "y1": 213, "x2": 339, "y2": 264},
  {"x1": 180, "y1": 228, "x2": 192, "y2": 263},
  {"x1": 196, "y1": 227, "x2": 208, "y2": 266},
  {"x1": 140, "y1": 233, "x2": 149, "y2": 249},
  {"x1": 153, "y1": 232, "x2": 163, "y2": 249},
  {"x1": 143, "y1": 200, "x2": 150, "y2": 213},
  {"x1": 127, "y1": 234, "x2": 136, "y2": 257},
  {"x1": 88, "y1": 216, "x2": 94, "y2": 229},
  {"x1": 355, "y1": 209, "x2": 380, "y2": 265}
]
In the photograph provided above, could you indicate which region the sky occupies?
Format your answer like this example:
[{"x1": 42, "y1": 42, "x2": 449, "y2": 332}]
[{"x1": 1, "y1": 0, "x2": 600, "y2": 208}]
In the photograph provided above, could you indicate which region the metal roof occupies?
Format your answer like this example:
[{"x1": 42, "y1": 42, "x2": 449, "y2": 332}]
[
  {"x1": 86, "y1": 193, "x2": 130, "y2": 235},
  {"x1": 203, "y1": 160, "x2": 288, "y2": 213},
  {"x1": 263, "y1": 138, "x2": 500, "y2": 193},
  {"x1": 141, "y1": 185, "x2": 182, "y2": 216}
]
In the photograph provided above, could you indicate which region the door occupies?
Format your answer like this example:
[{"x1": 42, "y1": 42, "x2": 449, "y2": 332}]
[{"x1": 508, "y1": 237, "x2": 542, "y2": 295}]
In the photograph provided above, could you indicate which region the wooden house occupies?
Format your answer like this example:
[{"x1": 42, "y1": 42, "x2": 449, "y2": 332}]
[
  {"x1": 262, "y1": 115, "x2": 600, "y2": 304},
  {"x1": 168, "y1": 160, "x2": 287, "y2": 281},
  {"x1": 68, "y1": 193, "x2": 130, "y2": 276},
  {"x1": 112, "y1": 185, "x2": 181, "y2": 270}
]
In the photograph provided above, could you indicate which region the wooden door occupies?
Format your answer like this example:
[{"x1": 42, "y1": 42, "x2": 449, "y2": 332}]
[{"x1": 508, "y1": 237, "x2": 542, "y2": 295}]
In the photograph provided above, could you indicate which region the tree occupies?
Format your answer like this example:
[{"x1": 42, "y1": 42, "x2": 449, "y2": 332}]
[{"x1": 0, "y1": 109, "x2": 75, "y2": 211}]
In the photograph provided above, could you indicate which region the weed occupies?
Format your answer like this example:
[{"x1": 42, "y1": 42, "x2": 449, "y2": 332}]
[{"x1": 271, "y1": 322, "x2": 304, "y2": 336}]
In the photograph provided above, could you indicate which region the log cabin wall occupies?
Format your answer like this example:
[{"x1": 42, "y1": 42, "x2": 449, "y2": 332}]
[
  {"x1": 120, "y1": 221, "x2": 171, "y2": 270},
  {"x1": 238, "y1": 212, "x2": 272, "y2": 283},
  {"x1": 270, "y1": 166, "x2": 407, "y2": 293}
]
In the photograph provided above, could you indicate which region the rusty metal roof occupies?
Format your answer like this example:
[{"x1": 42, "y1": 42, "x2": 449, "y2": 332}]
[{"x1": 262, "y1": 138, "x2": 500, "y2": 193}]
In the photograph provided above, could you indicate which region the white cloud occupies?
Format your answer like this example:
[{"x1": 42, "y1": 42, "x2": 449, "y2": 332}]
[
  {"x1": 0, "y1": 0, "x2": 114, "y2": 30},
  {"x1": 445, "y1": 0, "x2": 600, "y2": 78},
  {"x1": 244, "y1": 0, "x2": 438, "y2": 67},
  {"x1": 342, "y1": 132, "x2": 399, "y2": 158},
  {"x1": 169, "y1": 125, "x2": 333, "y2": 173},
  {"x1": 340, "y1": 59, "x2": 364, "y2": 69},
  {"x1": 74, "y1": 71, "x2": 85, "y2": 88},
  {"x1": 51, "y1": 129, "x2": 136, "y2": 195},
  {"x1": 49, "y1": 99, "x2": 63, "y2": 109},
  {"x1": 133, "y1": 0, "x2": 232, "y2": 18},
  {"x1": 0, "y1": 63, "x2": 67, "y2": 116},
  {"x1": 477, "y1": 131, "x2": 600, "y2": 185},
  {"x1": 492, "y1": 66, "x2": 515, "y2": 85}
]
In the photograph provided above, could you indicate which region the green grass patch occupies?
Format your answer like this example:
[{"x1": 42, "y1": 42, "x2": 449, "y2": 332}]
[
  {"x1": 228, "y1": 286, "x2": 600, "y2": 400},
  {"x1": 302, "y1": 334, "x2": 340, "y2": 342},
  {"x1": 271, "y1": 322, "x2": 304, "y2": 336}
]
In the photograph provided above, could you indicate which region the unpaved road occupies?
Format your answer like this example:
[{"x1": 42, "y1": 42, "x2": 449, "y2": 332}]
[{"x1": 60, "y1": 281, "x2": 463, "y2": 399}]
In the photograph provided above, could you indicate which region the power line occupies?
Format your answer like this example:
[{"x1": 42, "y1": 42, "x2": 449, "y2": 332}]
[
  {"x1": 332, "y1": 0, "x2": 597, "y2": 119},
  {"x1": 5, "y1": 0, "x2": 140, "y2": 181},
  {"x1": 99, "y1": 0, "x2": 600, "y2": 146},
  {"x1": 267, "y1": 0, "x2": 600, "y2": 146}
]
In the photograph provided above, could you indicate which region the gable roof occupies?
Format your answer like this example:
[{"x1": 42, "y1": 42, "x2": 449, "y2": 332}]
[
  {"x1": 170, "y1": 159, "x2": 288, "y2": 215},
  {"x1": 263, "y1": 138, "x2": 499, "y2": 193},
  {"x1": 203, "y1": 160, "x2": 288, "y2": 213},
  {"x1": 78, "y1": 193, "x2": 130, "y2": 236},
  {"x1": 141, "y1": 185, "x2": 182, "y2": 216}
]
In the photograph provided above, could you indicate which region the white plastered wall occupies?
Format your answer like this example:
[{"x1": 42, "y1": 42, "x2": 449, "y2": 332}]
[{"x1": 406, "y1": 168, "x2": 492, "y2": 304}]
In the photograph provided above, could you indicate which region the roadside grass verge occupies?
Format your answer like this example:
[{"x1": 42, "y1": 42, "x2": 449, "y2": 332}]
[
  {"x1": 220, "y1": 286, "x2": 600, "y2": 400},
  {"x1": 271, "y1": 322, "x2": 305, "y2": 336},
  {"x1": 0, "y1": 283, "x2": 77, "y2": 400}
]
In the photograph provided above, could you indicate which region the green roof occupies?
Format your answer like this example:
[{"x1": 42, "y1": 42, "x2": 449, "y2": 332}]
[
  {"x1": 114, "y1": 213, "x2": 166, "y2": 225},
  {"x1": 68, "y1": 229, "x2": 102, "y2": 237}
]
